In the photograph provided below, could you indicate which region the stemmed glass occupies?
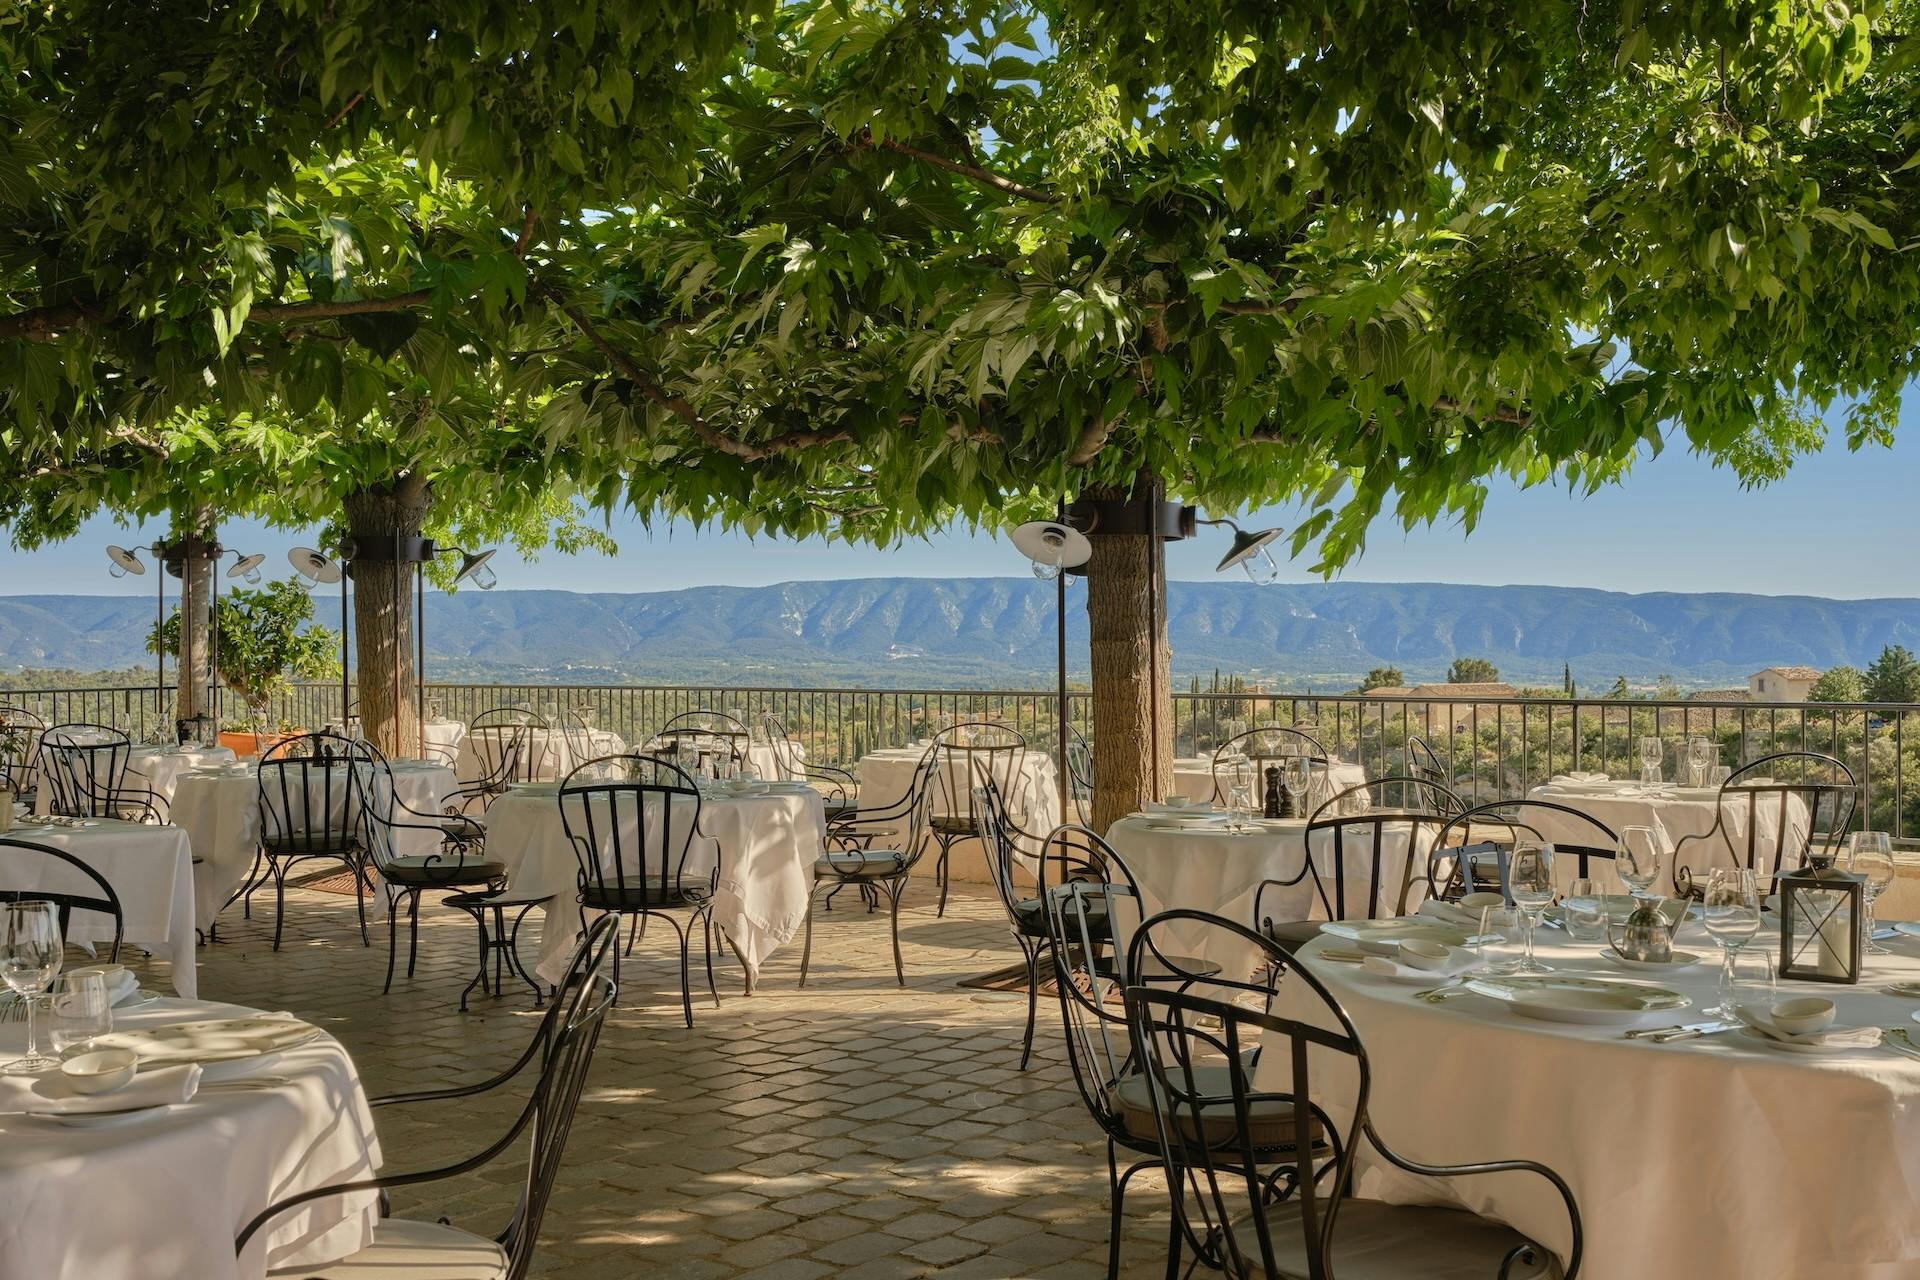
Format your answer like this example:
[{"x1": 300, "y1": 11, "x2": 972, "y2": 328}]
[
  {"x1": 1507, "y1": 842, "x2": 1556, "y2": 974},
  {"x1": 1616, "y1": 825, "x2": 1664, "y2": 901},
  {"x1": 1638, "y1": 736, "x2": 1664, "y2": 787},
  {"x1": 1847, "y1": 831, "x2": 1897, "y2": 955},
  {"x1": 1223, "y1": 760, "x2": 1256, "y2": 831},
  {"x1": 1281, "y1": 755, "x2": 1312, "y2": 819},
  {"x1": 3, "y1": 901, "x2": 63, "y2": 1074},
  {"x1": 1702, "y1": 868, "x2": 1763, "y2": 1016},
  {"x1": 1686, "y1": 736, "x2": 1715, "y2": 788}
]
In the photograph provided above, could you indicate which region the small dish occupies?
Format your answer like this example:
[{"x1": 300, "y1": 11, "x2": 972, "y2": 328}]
[
  {"x1": 60, "y1": 1048, "x2": 138, "y2": 1095},
  {"x1": 1395, "y1": 939, "x2": 1452, "y2": 971},
  {"x1": 1459, "y1": 892, "x2": 1505, "y2": 912},
  {"x1": 1770, "y1": 997, "x2": 1836, "y2": 1036},
  {"x1": 1600, "y1": 947, "x2": 1705, "y2": 973}
]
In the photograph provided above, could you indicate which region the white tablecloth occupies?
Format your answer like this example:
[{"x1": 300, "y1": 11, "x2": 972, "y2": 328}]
[
  {"x1": 421, "y1": 717, "x2": 468, "y2": 767},
  {"x1": 0, "y1": 818, "x2": 198, "y2": 997},
  {"x1": 1524, "y1": 781, "x2": 1811, "y2": 895},
  {"x1": 484, "y1": 785, "x2": 827, "y2": 987},
  {"x1": 34, "y1": 745, "x2": 235, "y2": 817},
  {"x1": 1108, "y1": 815, "x2": 1431, "y2": 981},
  {"x1": 1169, "y1": 756, "x2": 1367, "y2": 812},
  {"x1": 1264, "y1": 930, "x2": 1920, "y2": 1279},
  {"x1": 454, "y1": 725, "x2": 628, "y2": 784},
  {"x1": 857, "y1": 746, "x2": 1062, "y2": 827},
  {"x1": 0, "y1": 996, "x2": 380, "y2": 1280},
  {"x1": 169, "y1": 762, "x2": 456, "y2": 923}
]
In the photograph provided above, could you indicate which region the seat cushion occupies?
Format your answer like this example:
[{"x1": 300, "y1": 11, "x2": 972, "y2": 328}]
[
  {"x1": 1238, "y1": 1196, "x2": 1559, "y2": 1280},
  {"x1": 381, "y1": 856, "x2": 507, "y2": 887},
  {"x1": 439, "y1": 815, "x2": 486, "y2": 840},
  {"x1": 263, "y1": 832, "x2": 361, "y2": 856},
  {"x1": 268, "y1": 1216, "x2": 508, "y2": 1279},
  {"x1": 1113, "y1": 1063, "x2": 1304, "y2": 1150},
  {"x1": 1011, "y1": 894, "x2": 1109, "y2": 939},
  {"x1": 815, "y1": 849, "x2": 909, "y2": 879},
  {"x1": 580, "y1": 880, "x2": 713, "y2": 911},
  {"x1": 1261, "y1": 919, "x2": 1323, "y2": 952}
]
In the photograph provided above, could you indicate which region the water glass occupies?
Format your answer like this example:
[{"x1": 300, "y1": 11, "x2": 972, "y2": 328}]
[
  {"x1": 1562, "y1": 878, "x2": 1608, "y2": 943},
  {"x1": 1507, "y1": 842, "x2": 1556, "y2": 973},
  {"x1": 3, "y1": 900, "x2": 63, "y2": 1074},
  {"x1": 1477, "y1": 905, "x2": 1526, "y2": 975},
  {"x1": 1638, "y1": 736, "x2": 1663, "y2": 785},
  {"x1": 1703, "y1": 868, "x2": 1762, "y2": 1015},
  {"x1": 1847, "y1": 831, "x2": 1897, "y2": 955},
  {"x1": 1282, "y1": 755, "x2": 1312, "y2": 816},
  {"x1": 48, "y1": 970, "x2": 111, "y2": 1054},
  {"x1": 1718, "y1": 949, "x2": 1775, "y2": 1019},
  {"x1": 1616, "y1": 825, "x2": 1664, "y2": 899},
  {"x1": 1686, "y1": 736, "x2": 1715, "y2": 787}
]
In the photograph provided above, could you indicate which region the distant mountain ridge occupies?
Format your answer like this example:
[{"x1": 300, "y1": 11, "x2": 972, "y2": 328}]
[{"x1": 4, "y1": 578, "x2": 1918, "y2": 689}]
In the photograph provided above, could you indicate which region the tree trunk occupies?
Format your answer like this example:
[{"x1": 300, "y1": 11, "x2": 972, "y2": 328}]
[
  {"x1": 174, "y1": 517, "x2": 216, "y2": 725},
  {"x1": 345, "y1": 474, "x2": 430, "y2": 757},
  {"x1": 1085, "y1": 477, "x2": 1173, "y2": 832}
]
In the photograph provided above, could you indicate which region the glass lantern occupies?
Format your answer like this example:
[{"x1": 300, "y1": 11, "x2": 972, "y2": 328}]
[{"x1": 1778, "y1": 855, "x2": 1864, "y2": 984}]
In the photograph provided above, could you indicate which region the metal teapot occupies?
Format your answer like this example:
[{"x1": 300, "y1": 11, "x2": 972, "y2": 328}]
[{"x1": 1607, "y1": 896, "x2": 1677, "y2": 964}]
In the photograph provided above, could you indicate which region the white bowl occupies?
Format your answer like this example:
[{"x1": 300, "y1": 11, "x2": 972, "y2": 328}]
[
  {"x1": 1770, "y1": 997, "x2": 1836, "y2": 1036},
  {"x1": 1459, "y1": 892, "x2": 1505, "y2": 912},
  {"x1": 1396, "y1": 939, "x2": 1453, "y2": 971},
  {"x1": 60, "y1": 1048, "x2": 139, "y2": 1095},
  {"x1": 1160, "y1": 794, "x2": 1193, "y2": 808}
]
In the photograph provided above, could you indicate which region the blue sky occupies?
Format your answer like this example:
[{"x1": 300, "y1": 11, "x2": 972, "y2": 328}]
[{"x1": 6, "y1": 409, "x2": 1918, "y2": 599}]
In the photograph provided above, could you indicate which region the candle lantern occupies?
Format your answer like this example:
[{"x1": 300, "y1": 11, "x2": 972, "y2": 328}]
[{"x1": 1778, "y1": 854, "x2": 1863, "y2": 984}]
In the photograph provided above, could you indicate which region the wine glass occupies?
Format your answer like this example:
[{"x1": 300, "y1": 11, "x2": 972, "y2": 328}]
[
  {"x1": 1847, "y1": 831, "x2": 1897, "y2": 955},
  {"x1": 1616, "y1": 825, "x2": 1664, "y2": 900},
  {"x1": 1702, "y1": 868, "x2": 1762, "y2": 1015},
  {"x1": 1281, "y1": 755, "x2": 1312, "y2": 817},
  {"x1": 1506, "y1": 842, "x2": 1556, "y2": 974},
  {"x1": 1638, "y1": 736, "x2": 1664, "y2": 786},
  {"x1": 1686, "y1": 736, "x2": 1715, "y2": 788},
  {"x1": 48, "y1": 970, "x2": 111, "y2": 1054},
  {"x1": 3, "y1": 901, "x2": 63, "y2": 1074},
  {"x1": 1222, "y1": 760, "x2": 1256, "y2": 830}
]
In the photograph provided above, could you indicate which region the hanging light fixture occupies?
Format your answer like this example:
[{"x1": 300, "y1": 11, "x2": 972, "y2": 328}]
[
  {"x1": 1010, "y1": 521, "x2": 1093, "y2": 582},
  {"x1": 1198, "y1": 517, "x2": 1285, "y2": 585},
  {"x1": 450, "y1": 547, "x2": 499, "y2": 590},
  {"x1": 105, "y1": 545, "x2": 146, "y2": 579},
  {"x1": 227, "y1": 552, "x2": 266, "y2": 584},
  {"x1": 288, "y1": 547, "x2": 344, "y2": 592}
]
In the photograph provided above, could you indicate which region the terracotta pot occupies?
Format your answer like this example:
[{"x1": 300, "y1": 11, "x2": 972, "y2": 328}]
[{"x1": 217, "y1": 729, "x2": 307, "y2": 759}]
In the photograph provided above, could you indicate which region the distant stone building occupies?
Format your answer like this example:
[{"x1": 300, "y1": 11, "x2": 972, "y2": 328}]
[
  {"x1": 1749, "y1": 666, "x2": 1823, "y2": 702},
  {"x1": 1364, "y1": 681, "x2": 1520, "y2": 731},
  {"x1": 1687, "y1": 688, "x2": 1751, "y2": 703}
]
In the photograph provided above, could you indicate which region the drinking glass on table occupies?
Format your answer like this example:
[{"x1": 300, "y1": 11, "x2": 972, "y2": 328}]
[
  {"x1": 48, "y1": 970, "x2": 111, "y2": 1054},
  {"x1": 1718, "y1": 949, "x2": 1775, "y2": 1020},
  {"x1": 1281, "y1": 755, "x2": 1313, "y2": 817},
  {"x1": 1638, "y1": 736, "x2": 1664, "y2": 786},
  {"x1": 1847, "y1": 831, "x2": 1897, "y2": 955},
  {"x1": 1477, "y1": 904, "x2": 1525, "y2": 975},
  {"x1": 1616, "y1": 825, "x2": 1665, "y2": 900},
  {"x1": 1686, "y1": 736, "x2": 1715, "y2": 788},
  {"x1": 1702, "y1": 868, "x2": 1762, "y2": 1016},
  {"x1": 1507, "y1": 842, "x2": 1556, "y2": 974},
  {"x1": 1222, "y1": 761, "x2": 1256, "y2": 830},
  {"x1": 1562, "y1": 878, "x2": 1608, "y2": 943},
  {"x1": 3, "y1": 900, "x2": 63, "y2": 1074}
]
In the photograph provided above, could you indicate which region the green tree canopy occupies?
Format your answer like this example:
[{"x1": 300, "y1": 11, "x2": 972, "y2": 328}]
[
  {"x1": 1358, "y1": 666, "x2": 1405, "y2": 692},
  {"x1": 1446, "y1": 657, "x2": 1501, "y2": 684},
  {"x1": 150, "y1": 579, "x2": 339, "y2": 726},
  {"x1": 1809, "y1": 664, "x2": 1869, "y2": 702},
  {"x1": 1867, "y1": 645, "x2": 1920, "y2": 703}
]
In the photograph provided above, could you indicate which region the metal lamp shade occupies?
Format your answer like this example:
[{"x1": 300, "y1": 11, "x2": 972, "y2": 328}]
[
  {"x1": 453, "y1": 548, "x2": 499, "y2": 590},
  {"x1": 1010, "y1": 521, "x2": 1092, "y2": 577},
  {"x1": 1778, "y1": 860, "x2": 1864, "y2": 984},
  {"x1": 1214, "y1": 526, "x2": 1282, "y2": 579},
  {"x1": 228, "y1": 553, "x2": 266, "y2": 583},
  {"x1": 105, "y1": 545, "x2": 146, "y2": 578},
  {"x1": 288, "y1": 547, "x2": 344, "y2": 590}
]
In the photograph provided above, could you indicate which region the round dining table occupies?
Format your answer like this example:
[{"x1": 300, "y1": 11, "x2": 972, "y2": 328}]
[
  {"x1": 856, "y1": 744, "x2": 1062, "y2": 829},
  {"x1": 1168, "y1": 756, "x2": 1368, "y2": 810},
  {"x1": 483, "y1": 781, "x2": 827, "y2": 990},
  {"x1": 1265, "y1": 928, "x2": 1920, "y2": 1279},
  {"x1": 32, "y1": 744, "x2": 235, "y2": 816},
  {"x1": 0, "y1": 994, "x2": 380, "y2": 1280}
]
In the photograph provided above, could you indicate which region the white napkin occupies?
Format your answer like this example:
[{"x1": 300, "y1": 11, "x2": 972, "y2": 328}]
[
  {"x1": 1549, "y1": 772, "x2": 1609, "y2": 786},
  {"x1": 1361, "y1": 949, "x2": 1477, "y2": 981},
  {"x1": 1417, "y1": 900, "x2": 1481, "y2": 929},
  {"x1": 1733, "y1": 1005, "x2": 1885, "y2": 1050},
  {"x1": 16, "y1": 1063, "x2": 203, "y2": 1115}
]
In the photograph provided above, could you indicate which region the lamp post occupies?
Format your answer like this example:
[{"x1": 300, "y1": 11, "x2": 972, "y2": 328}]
[
  {"x1": 105, "y1": 544, "x2": 162, "y2": 721},
  {"x1": 1010, "y1": 518, "x2": 1092, "y2": 818},
  {"x1": 415, "y1": 546, "x2": 499, "y2": 731}
]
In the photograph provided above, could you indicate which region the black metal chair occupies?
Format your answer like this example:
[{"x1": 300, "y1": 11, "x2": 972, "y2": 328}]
[
  {"x1": 234, "y1": 913, "x2": 619, "y2": 1280},
  {"x1": 801, "y1": 764, "x2": 936, "y2": 988},
  {"x1": 649, "y1": 709, "x2": 752, "y2": 777},
  {"x1": 38, "y1": 723, "x2": 167, "y2": 823},
  {"x1": 1428, "y1": 800, "x2": 1619, "y2": 902},
  {"x1": 926, "y1": 721, "x2": 1029, "y2": 918},
  {"x1": 0, "y1": 837, "x2": 125, "y2": 961},
  {"x1": 355, "y1": 741, "x2": 510, "y2": 997},
  {"x1": 1123, "y1": 908, "x2": 1581, "y2": 1280},
  {"x1": 1066, "y1": 726, "x2": 1094, "y2": 826},
  {"x1": 1403, "y1": 733, "x2": 1464, "y2": 816},
  {"x1": 1253, "y1": 778, "x2": 1458, "y2": 951},
  {"x1": 1674, "y1": 751, "x2": 1859, "y2": 896},
  {"x1": 558, "y1": 754, "x2": 718, "y2": 1027},
  {"x1": 0, "y1": 705, "x2": 44, "y2": 809},
  {"x1": 762, "y1": 712, "x2": 858, "y2": 818},
  {"x1": 1210, "y1": 725, "x2": 1332, "y2": 807},
  {"x1": 252, "y1": 731, "x2": 375, "y2": 951},
  {"x1": 466, "y1": 707, "x2": 556, "y2": 787}
]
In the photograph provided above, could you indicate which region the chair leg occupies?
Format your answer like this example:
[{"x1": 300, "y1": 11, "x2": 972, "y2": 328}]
[
  {"x1": 799, "y1": 884, "x2": 820, "y2": 988},
  {"x1": 352, "y1": 856, "x2": 371, "y2": 948},
  {"x1": 1019, "y1": 938, "x2": 1043, "y2": 1071},
  {"x1": 887, "y1": 878, "x2": 907, "y2": 987},
  {"x1": 624, "y1": 910, "x2": 644, "y2": 956},
  {"x1": 459, "y1": 908, "x2": 488, "y2": 1012},
  {"x1": 1163, "y1": 1192, "x2": 1182, "y2": 1280},
  {"x1": 700, "y1": 909, "x2": 721, "y2": 1009},
  {"x1": 405, "y1": 889, "x2": 422, "y2": 978},
  {"x1": 239, "y1": 850, "x2": 266, "y2": 919},
  {"x1": 934, "y1": 834, "x2": 953, "y2": 918},
  {"x1": 671, "y1": 914, "x2": 694, "y2": 1029},
  {"x1": 270, "y1": 860, "x2": 288, "y2": 952},
  {"x1": 1107, "y1": 1143, "x2": 1126, "y2": 1280},
  {"x1": 505, "y1": 906, "x2": 544, "y2": 1006},
  {"x1": 382, "y1": 892, "x2": 401, "y2": 994}
]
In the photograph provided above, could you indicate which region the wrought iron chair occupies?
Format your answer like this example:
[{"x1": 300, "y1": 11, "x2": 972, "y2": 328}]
[
  {"x1": 466, "y1": 706, "x2": 556, "y2": 788},
  {"x1": 649, "y1": 709, "x2": 752, "y2": 777},
  {"x1": 1253, "y1": 777, "x2": 1458, "y2": 951},
  {"x1": 355, "y1": 741, "x2": 510, "y2": 997},
  {"x1": 761, "y1": 712, "x2": 858, "y2": 817},
  {"x1": 558, "y1": 754, "x2": 719, "y2": 1027},
  {"x1": 801, "y1": 768, "x2": 936, "y2": 988},
  {"x1": 1124, "y1": 908, "x2": 1582, "y2": 1279},
  {"x1": 234, "y1": 914, "x2": 619, "y2": 1280},
  {"x1": 1209, "y1": 725, "x2": 1332, "y2": 807},
  {"x1": 1673, "y1": 751, "x2": 1859, "y2": 896},
  {"x1": 252, "y1": 730, "x2": 375, "y2": 950},
  {"x1": 1066, "y1": 725, "x2": 1094, "y2": 826},
  {"x1": 1403, "y1": 733, "x2": 1464, "y2": 816},
  {"x1": 38, "y1": 723, "x2": 167, "y2": 822},
  {"x1": 926, "y1": 721, "x2": 1030, "y2": 917},
  {"x1": 1428, "y1": 800, "x2": 1619, "y2": 902},
  {"x1": 0, "y1": 837, "x2": 124, "y2": 961},
  {"x1": 0, "y1": 705, "x2": 44, "y2": 808}
]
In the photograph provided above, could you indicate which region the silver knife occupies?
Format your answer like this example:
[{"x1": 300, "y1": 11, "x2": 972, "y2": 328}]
[
  {"x1": 1647, "y1": 1021, "x2": 1743, "y2": 1043},
  {"x1": 1624, "y1": 1019, "x2": 1731, "y2": 1040}
]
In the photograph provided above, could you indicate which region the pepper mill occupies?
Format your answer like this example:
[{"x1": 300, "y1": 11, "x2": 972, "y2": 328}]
[{"x1": 1263, "y1": 765, "x2": 1284, "y2": 818}]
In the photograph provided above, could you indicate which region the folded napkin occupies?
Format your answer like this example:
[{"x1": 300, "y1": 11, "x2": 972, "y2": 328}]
[
  {"x1": 16, "y1": 1063, "x2": 203, "y2": 1115},
  {"x1": 1548, "y1": 772, "x2": 1610, "y2": 786},
  {"x1": 1417, "y1": 900, "x2": 1482, "y2": 929},
  {"x1": 1360, "y1": 949, "x2": 1477, "y2": 981},
  {"x1": 1733, "y1": 1005, "x2": 1884, "y2": 1050}
]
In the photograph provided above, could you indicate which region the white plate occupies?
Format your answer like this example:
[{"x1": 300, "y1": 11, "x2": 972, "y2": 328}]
[
  {"x1": 1141, "y1": 814, "x2": 1232, "y2": 831},
  {"x1": 92, "y1": 1017, "x2": 320, "y2": 1067},
  {"x1": 1736, "y1": 1025, "x2": 1869, "y2": 1056},
  {"x1": 763, "y1": 782, "x2": 816, "y2": 794},
  {"x1": 1893, "y1": 923, "x2": 1920, "y2": 942},
  {"x1": 1465, "y1": 975, "x2": 1689, "y2": 1025},
  {"x1": 1361, "y1": 947, "x2": 1481, "y2": 985},
  {"x1": 1599, "y1": 948, "x2": 1706, "y2": 972},
  {"x1": 1320, "y1": 920, "x2": 1472, "y2": 956}
]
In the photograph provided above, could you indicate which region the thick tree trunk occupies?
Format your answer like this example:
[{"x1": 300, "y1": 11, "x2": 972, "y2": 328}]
[
  {"x1": 1085, "y1": 478, "x2": 1173, "y2": 832},
  {"x1": 174, "y1": 518, "x2": 216, "y2": 724},
  {"x1": 345, "y1": 474, "x2": 430, "y2": 757}
]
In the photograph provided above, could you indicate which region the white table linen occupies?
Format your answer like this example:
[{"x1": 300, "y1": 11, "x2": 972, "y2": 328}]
[
  {"x1": 1263, "y1": 930, "x2": 1920, "y2": 1279},
  {"x1": 33, "y1": 744, "x2": 235, "y2": 817},
  {"x1": 1523, "y1": 781, "x2": 1811, "y2": 895},
  {"x1": 454, "y1": 726, "x2": 626, "y2": 784},
  {"x1": 0, "y1": 818, "x2": 197, "y2": 996},
  {"x1": 421, "y1": 716, "x2": 468, "y2": 767},
  {"x1": 1169, "y1": 756, "x2": 1367, "y2": 812},
  {"x1": 856, "y1": 745, "x2": 1062, "y2": 829},
  {"x1": 0, "y1": 995, "x2": 381, "y2": 1280},
  {"x1": 1108, "y1": 815, "x2": 1432, "y2": 981},
  {"x1": 484, "y1": 785, "x2": 827, "y2": 987}
]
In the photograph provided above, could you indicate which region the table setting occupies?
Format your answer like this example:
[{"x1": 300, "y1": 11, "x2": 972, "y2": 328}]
[
  {"x1": 1261, "y1": 832, "x2": 1920, "y2": 1277},
  {"x1": 1169, "y1": 754, "x2": 1367, "y2": 811}
]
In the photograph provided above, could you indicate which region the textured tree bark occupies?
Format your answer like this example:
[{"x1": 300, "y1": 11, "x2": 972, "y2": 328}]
[
  {"x1": 173, "y1": 517, "x2": 216, "y2": 725},
  {"x1": 344, "y1": 474, "x2": 430, "y2": 757},
  {"x1": 1084, "y1": 477, "x2": 1173, "y2": 832}
]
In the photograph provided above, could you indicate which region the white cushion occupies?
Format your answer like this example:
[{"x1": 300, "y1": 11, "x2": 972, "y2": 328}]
[{"x1": 268, "y1": 1217, "x2": 507, "y2": 1279}]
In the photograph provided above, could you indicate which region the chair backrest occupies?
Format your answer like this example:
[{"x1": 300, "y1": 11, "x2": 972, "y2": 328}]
[
  {"x1": 973, "y1": 773, "x2": 1039, "y2": 928},
  {"x1": 0, "y1": 837, "x2": 125, "y2": 960},
  {"x1": 1301, "y1": 778, "x2": 1455, "y2": 918},
  {"x1": 559, "y1": 709, "x2": 597, "y2": 774},
  {"x1": 1210, "y1": 726, "x2": 1331, "y2": 803},
  {"x1": 0, "y1": 706, "x2": 46, "y2": 796},
  {"x1": 1675, "y1": 751, "x2": 1858, "y2": 893},
  {"x1": 39, "y1": 723, "x2": 134, "y2": 818},
  {"x1": 1064, "y1": 727, "x2": 1094, "y2": 826},
  {"x1": 1428, "y1": 799, "x2": 1618, "y2": 900},
  {"x1": 558, "y1": 755, "x2": 707, "y2": 908},
  {"x1": 760, "y1": 713, "x2": 804, "y2": 776},
  {"x1": 1041, "y1": 879, "x2": 1140, "y2": 1146},
  {"x1": 1401, "y1": 735, "x2": 1463, "y2": 815},
  {"x1": 650, "y1": 710, "x2": 751, "y2": 774},
  {"x1": 928, "y1": 722, "x2": 1028, "y2": 826},
  {"x1": 468, "y1": 709, "x2": 551, "y2": 786},
  {"x1": 257, "y1": 731, "x2": 371, "y2": 857}
]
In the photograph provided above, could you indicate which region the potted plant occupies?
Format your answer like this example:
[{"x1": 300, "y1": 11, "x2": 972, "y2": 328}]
[{"x1": 150, "y1": 579, "x2": 339, "y2": 757}]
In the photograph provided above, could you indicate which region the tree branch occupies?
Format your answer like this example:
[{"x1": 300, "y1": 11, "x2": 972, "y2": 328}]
[
  {"x1": 1067, "y1": 415, "x2": 1113, "y2": 466},
  {"x1": 874, "y1": 137, "x2": 1062, "y2": 204},
  {"x1": 1, "y1": 290, "x2": 434, "y2": 342},
  {"x1": 248, "y1": 290, "x2": 433, "y2": 323},
  {"x1": 0, "y1": 301, "x2": 101, "y2": 341},
  {"x1": 1433, "y1": 397, "x2": 1530, "y2": 425}
]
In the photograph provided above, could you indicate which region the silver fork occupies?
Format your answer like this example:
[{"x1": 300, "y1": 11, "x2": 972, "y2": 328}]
[
  {"x1": 1412, "y1": 981, "x2": 1473, "y2": 1003},
  {"x1": 1880, "y1": 1030, "x2": 1920, "y2": 1062}
]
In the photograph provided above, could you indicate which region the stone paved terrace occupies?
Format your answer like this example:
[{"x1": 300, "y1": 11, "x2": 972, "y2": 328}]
[{"x1": 129, "y1": 881, "x2": 1171, "y2": 1279}]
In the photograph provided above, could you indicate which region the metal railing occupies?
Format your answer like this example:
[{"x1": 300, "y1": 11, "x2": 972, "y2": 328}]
[{"x1": 6, "y1": 681, "x2": 1916, "y2": 835}]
